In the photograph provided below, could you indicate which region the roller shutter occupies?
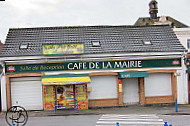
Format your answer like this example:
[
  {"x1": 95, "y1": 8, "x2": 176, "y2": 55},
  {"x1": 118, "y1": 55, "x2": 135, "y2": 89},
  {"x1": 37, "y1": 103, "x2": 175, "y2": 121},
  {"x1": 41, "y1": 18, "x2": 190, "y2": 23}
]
[
  {"x1": 10, "y1": 77, "x2": 43, "y2": 110},
  {"x1": 123, "y1": 78, "x2": 139, "y2": 104},
  {"x1": 88, "y1": 76, "x2": 117, "y2": 99},
  {"x1": 144, "y1": 73, "x2": 172, "y2": 97}
]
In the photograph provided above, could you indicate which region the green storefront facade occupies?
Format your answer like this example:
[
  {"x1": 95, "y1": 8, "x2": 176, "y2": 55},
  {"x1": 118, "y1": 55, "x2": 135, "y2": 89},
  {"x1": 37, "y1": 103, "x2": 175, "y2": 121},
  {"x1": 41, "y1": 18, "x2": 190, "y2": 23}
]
[
  {"x1": 6, "y1": 58, "x2": 181, "y2": 74},
  {"x1": 4, "y1": 57, "x2": 182, "y2": 110}
]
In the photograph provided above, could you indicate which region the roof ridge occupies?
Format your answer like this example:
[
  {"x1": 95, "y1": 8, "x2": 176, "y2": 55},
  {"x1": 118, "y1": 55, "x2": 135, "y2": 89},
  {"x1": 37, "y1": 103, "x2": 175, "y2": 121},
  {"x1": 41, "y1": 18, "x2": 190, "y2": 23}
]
[{"x1": 9, "y1": 24, "x2": 171, "y2": 30}]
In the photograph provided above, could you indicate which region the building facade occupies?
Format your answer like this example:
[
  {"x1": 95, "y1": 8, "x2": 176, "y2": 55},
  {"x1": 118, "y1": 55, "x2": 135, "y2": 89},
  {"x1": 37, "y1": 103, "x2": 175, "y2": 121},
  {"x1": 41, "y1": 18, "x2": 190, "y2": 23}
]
[
  {"x1": 174, "y1": 28, "x2": 190, "y2": 52},
  {"x1": 0, "y1": 41, "x2": 3, "y2": 112},
  {"x1": 174, "y1": 28, "x2": 190, "y2": 103},
  {"x1": 0, "y1": 25, "x2": 187, "y2": 111},
  {"x1": 134, "y1": 0, "x2": 190, "y2": 104}
]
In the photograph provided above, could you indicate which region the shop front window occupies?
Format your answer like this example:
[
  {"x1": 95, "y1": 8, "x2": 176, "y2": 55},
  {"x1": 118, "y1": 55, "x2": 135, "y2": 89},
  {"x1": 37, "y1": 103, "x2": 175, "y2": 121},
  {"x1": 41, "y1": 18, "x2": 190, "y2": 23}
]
[
  {"x1": 44, "y1": 84, "x2": 88, "y2": 110},
  {"x1": 44, "y1": 86, "x2": 55, "y2": 110},
  {"x1": 75, "y1": 84, "x2": 88, "y2": 109}
]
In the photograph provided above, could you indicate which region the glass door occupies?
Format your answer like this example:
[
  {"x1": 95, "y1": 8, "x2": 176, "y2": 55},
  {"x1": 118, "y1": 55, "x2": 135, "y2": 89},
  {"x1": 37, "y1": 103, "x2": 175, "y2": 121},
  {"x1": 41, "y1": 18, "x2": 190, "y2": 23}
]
[{"x1": 56, "y1": 85, "x2": 74, "y2": 109}]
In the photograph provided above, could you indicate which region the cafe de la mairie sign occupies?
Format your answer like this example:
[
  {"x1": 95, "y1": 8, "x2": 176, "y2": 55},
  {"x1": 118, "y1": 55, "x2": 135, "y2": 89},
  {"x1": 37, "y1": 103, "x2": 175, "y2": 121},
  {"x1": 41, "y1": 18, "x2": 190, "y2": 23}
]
[{"x1": 6, "y1": 58, "x2": 181, "y2": 73}]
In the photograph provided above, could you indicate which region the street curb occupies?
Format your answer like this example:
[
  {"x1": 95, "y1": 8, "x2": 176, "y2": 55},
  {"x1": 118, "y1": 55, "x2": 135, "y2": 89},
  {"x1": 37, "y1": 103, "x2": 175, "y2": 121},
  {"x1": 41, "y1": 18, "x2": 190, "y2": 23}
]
[
  {"x1": 164, "y1": 112, "x2": 190, "y2": 115},
  {"x1": 46, "y1": 113, "x2": 100, "y2": 117},
  {"x1": 0, "y1": 112, "x2": 101, "y2": 118}
]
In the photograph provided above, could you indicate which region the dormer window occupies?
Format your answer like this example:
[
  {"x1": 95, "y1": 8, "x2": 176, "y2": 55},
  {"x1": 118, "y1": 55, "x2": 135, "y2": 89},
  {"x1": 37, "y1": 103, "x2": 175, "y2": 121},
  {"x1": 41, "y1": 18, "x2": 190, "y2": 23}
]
[
  {"x1": 92, "y1": 41, "x2": 100, "y2": 47},
  {"x1": 19, "y1": 43, "x2": 28, "y2": 49}
]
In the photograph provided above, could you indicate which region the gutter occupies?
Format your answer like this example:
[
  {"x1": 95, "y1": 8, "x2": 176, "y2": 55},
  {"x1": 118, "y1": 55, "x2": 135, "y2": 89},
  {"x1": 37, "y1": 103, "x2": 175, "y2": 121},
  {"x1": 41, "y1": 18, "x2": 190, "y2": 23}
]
[{"x1": 0, "y1": 52, "x2": 184, "y2": 62}]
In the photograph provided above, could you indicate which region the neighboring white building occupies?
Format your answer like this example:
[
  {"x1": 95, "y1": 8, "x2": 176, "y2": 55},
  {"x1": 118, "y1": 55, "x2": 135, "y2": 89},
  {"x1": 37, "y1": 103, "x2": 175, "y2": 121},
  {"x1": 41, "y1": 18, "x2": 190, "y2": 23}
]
[
  {"x1": 173, "y1": 28, "x2": 190, "y2": 52},
  {"x1": 173, "y1": 27, "x2": 190, "y2": 104}
]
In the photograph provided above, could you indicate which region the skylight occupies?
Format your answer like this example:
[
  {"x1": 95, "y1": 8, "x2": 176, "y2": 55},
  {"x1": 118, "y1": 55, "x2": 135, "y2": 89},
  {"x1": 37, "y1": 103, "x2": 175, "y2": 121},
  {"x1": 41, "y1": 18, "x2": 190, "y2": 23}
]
[
  {"x1": 19, "y1": 43, "x2": 28, "y2": 49},
  {"x1": 92, "y1": 41, "x2": 100, "y2": 47},
  {"x1": 143, "y1": 41, "x2": 152, "y2": 45}
]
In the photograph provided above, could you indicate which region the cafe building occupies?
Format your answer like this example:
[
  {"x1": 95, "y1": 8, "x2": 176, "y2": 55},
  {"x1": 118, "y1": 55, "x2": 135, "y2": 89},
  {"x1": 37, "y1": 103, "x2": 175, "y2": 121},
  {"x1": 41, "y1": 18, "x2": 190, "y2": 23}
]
[{"x1": 0, "y1": 25, "x2": 188, "y2": 111}]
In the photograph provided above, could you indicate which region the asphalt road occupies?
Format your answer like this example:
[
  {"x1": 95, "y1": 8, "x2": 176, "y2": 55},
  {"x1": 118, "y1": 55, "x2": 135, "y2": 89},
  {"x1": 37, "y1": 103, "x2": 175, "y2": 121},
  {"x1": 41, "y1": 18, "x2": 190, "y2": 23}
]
[
  {"x1": 0, "y1": 115, "x2": 101, "y2": 126},
  {"x1": 160, "y1": 115, "x2": 190, "y2": 126},
  {"x1": 2, "y1": 105, "x2": 190, "y2": 126},
  {"x1": 1, "y1": 114, "x2": 190, "y2": 126}
]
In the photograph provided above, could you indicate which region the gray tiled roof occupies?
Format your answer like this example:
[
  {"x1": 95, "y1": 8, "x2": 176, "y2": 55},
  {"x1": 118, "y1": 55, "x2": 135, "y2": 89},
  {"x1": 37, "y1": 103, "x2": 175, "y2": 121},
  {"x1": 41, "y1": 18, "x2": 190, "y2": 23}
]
[{"x1": 0, "y1": 25, "x2": 186, "y2": 57}]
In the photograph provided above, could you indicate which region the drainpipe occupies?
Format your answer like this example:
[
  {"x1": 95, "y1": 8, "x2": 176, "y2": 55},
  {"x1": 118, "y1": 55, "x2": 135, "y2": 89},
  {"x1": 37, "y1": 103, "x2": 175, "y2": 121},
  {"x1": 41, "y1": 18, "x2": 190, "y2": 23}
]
[{"x1": 0, "y1": 62, "x2": 5, "y2": 111}]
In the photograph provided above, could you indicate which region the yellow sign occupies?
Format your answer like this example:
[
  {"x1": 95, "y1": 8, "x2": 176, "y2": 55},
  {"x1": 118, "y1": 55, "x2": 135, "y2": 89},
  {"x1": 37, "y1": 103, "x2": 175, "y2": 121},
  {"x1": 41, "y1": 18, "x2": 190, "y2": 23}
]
[
  {"x1": 119, "y1": 84, "x2": 123, "y2": 92},
  {"x1": 45, "y1": 94, "x2": 55, "y2": 103},
  {"x1": 77, "y1": 93, "x2": 87, "y2": 101},
  {"x1": 42, "y1": 43, "x2": 84, "y2": 55}
]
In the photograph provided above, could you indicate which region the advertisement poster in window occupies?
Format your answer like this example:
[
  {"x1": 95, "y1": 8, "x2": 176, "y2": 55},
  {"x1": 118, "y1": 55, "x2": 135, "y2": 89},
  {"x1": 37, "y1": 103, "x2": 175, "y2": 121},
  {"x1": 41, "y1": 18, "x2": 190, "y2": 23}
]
[
  {"x1": 56, "y1": 85, "x2": 74, "y2": 109},
  {"x1": 75, "y1": 84, "x2": 88, "y2": 109},
  {"x1": 44, "y1": 86, "x2": 55, "y2": 110}
]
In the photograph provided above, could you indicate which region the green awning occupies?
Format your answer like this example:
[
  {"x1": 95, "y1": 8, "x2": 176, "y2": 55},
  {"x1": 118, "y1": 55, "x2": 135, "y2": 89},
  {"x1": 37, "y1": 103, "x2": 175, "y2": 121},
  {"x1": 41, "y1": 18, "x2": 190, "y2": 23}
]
[{"x1": 118, "y1": 71, "x2": 148, "y2": 79}]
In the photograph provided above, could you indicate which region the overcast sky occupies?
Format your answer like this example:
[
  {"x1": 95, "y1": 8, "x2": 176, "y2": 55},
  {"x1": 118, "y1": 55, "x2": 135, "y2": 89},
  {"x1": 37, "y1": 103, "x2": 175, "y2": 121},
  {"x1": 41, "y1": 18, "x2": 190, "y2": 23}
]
[{"x1": 0, "y1": 0, "x2": 190, "y2": 43}]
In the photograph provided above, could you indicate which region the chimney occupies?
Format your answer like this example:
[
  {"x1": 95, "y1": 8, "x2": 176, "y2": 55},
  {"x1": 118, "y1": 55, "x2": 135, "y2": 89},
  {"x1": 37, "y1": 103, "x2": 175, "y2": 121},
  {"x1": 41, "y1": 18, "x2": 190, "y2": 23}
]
[{"x1": 149, "y1": 0, "x2": 158, "y2": 19}]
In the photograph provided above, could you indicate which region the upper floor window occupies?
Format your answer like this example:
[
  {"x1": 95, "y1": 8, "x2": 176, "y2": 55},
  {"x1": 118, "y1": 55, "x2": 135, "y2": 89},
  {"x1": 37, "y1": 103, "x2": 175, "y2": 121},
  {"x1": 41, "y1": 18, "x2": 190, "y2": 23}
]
[{"x1": 187, "y1": 39, "x2": 190, "y2": 49}]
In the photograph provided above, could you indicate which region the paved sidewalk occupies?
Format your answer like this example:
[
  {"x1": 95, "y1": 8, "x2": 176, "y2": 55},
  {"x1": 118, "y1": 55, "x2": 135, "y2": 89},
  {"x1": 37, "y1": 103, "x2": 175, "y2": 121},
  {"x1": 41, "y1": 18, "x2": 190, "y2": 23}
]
[{"x1": 1, "y1": 104, "x2": 190, "y2": 118}]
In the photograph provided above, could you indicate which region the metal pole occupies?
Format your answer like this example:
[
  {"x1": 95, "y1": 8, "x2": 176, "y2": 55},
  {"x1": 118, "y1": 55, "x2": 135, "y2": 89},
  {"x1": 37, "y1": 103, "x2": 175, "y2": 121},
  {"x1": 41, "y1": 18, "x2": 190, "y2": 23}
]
[
  {"x1": 54, "y1": 100, "x2": 56, "y2": 112},
  {"x1": 76, "y1": 99, "x2": 78, "y2": 113},
  {"x1": 164, "y1": 122, "x2": 168, "y2": 126},
  {"x1": 175, "y1": 98, "x2": 178, "y2": 112}
]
